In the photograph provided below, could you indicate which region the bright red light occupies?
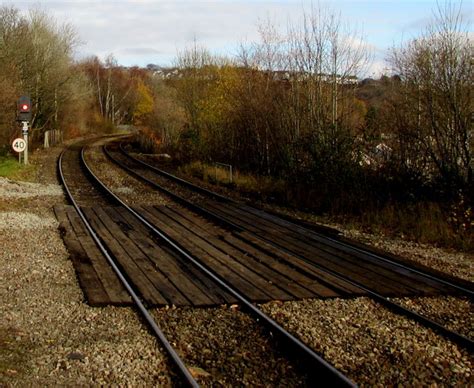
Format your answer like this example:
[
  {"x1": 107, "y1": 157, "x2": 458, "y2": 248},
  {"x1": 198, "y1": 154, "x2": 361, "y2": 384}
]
[{"x1": 21, "y1": 104, "x2": 28, "y2": 111}]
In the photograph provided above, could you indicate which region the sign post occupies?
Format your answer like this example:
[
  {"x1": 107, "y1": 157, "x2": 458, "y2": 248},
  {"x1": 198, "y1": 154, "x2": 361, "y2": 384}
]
[
  {"x1": 12, "y1": 137, "x2": 27, "y2": 164},
  {"x1": 22, "y1": 121, "x2": 28, "y2": 165}
]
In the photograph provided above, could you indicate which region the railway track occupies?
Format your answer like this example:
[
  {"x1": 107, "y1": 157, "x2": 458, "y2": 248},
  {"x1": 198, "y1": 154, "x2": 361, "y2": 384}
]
[
  {"x1": 116, "y1": 142, "x2": 474, "y2": 297},
  {"x1": 58, "y1": 138, "x2": 356, "y2": 386},
  {"x1": 101, "y1": 140, "x2": 474, "y2": 352}
]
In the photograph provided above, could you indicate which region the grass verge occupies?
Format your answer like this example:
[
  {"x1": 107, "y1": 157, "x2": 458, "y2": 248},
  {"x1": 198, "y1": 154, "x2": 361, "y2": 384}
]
[
  {"x1": 179, "y1": 161, "x2": 286, "y2": 201},
  {"x1": 0, "y1": 155, "x2": 36, "y2": 182}
]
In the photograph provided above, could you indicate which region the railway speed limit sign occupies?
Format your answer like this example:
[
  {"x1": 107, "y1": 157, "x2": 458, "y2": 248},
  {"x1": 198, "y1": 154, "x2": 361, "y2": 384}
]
[{"x1": 12, "y1": 138, "x2": 26, "y2": 153}]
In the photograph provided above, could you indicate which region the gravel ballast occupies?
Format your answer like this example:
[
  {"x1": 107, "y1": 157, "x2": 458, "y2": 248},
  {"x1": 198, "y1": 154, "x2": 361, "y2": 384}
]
[
  {"x1": 152, "y1": 306, "x2": 307, "y2": 386},
  {"x1": 261, "y1": 297, "x2": 472, "y2": 386},
  {"x1": 83, "y1": 140, "x2": 169, "y2": 207}
]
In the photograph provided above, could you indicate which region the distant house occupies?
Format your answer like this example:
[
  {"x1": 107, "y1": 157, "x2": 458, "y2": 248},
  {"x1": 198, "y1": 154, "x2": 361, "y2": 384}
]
[
  {"x1": 151, "y1": 66, "x2": 358, "y2": 85},
  {"x1": 152, "y1": 67, "x2": 182, "y2": 79}
]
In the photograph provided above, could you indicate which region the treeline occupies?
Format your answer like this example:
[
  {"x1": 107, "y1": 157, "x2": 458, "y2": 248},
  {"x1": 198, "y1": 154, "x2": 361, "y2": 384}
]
[
  {"x1": 138, "y1": 4, "x2": 471, "y2": 246},
  {"x1": 0, "y1": 6, "x2": 163, "y2": 150},
  {"x1": 145, "y1": 5, "x2": 472, "y2": 209}
]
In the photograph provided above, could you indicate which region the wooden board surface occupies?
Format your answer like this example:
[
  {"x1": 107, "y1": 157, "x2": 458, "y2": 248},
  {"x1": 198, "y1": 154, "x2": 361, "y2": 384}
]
[
  {"x1": 55, "y1": 200, "x2": 448, "y2": 309},
  {"x1": 56, "y1": 205, "x2": 238, "y2": 307}
]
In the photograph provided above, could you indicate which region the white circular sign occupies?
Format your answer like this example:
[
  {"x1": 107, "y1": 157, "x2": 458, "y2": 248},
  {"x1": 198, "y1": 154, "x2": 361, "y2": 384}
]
[{"x1": 12, "y1": 138, "x2": 26, "y2": 153}]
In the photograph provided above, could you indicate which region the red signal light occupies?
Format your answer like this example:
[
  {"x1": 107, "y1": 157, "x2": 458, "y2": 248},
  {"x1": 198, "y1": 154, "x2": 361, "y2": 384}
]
[{"x1": 17, "y1": 95, "x2": 32, "y2": 122}]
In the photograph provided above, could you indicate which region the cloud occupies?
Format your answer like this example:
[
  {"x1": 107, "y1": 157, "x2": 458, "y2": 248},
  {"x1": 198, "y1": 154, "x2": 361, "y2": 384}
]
[
  {"x1": 366, "y1": 60, "x2": 390, "y2": 78},
  {"x1": 8, "y1": 1, "x2": 303, "y2": 66},
  {"x1": 7, "y1": 0, "x2": 461, "y2": 70},
  {"x1": 118, "y1": 47, "x2": 163, "y2": 56}
]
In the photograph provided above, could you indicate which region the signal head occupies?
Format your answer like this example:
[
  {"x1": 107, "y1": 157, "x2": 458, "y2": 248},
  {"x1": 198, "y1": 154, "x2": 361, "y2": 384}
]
[{"x1": 17, "y1": 95, "x2": 32, "y2": 122}]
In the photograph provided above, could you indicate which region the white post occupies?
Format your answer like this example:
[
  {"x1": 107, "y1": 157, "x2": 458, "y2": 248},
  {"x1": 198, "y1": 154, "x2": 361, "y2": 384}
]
[
  {"x1": 22, "y1": 121, "x2": 28, "y2": 165},
  {"x1": 44, "y1": 130, "x2": 49, "y2": 148}
]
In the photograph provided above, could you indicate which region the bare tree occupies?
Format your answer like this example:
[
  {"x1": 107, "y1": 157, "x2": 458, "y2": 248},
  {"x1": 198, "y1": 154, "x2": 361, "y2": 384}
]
[
  {"x1": 286, "y1": 4, "x2": 370, "y2": 133},
  {"x1": 389, "y1": 0, "x2": 472, "y2": 187}
]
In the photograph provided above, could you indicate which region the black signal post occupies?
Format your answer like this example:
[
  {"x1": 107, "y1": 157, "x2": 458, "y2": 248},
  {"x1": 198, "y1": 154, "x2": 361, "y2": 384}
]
[{"x1": 16, "y1": 95, "x2": 31, "y2": 164}]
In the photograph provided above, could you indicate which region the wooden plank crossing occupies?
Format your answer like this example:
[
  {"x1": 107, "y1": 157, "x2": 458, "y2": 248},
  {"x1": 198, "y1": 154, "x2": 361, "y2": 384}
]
[
  {"x1": 55, "y1": 183, "x2": 463, "y2": 308},
  {"x1": 55, "y1": 199, "x2": 452, "y2": 309},
  {"x1": 55, "y1": 205, "x2": 237, "y2": 307},
  {"x1": 55, "y1": 203, "x2": 370, "y2": 308}
]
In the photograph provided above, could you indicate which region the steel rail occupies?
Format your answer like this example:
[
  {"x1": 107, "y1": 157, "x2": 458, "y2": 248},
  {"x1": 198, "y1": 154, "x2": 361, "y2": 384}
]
[
  {"x1": 240, "y1": 204, "x2": 474, "y2": 298},
  {"x1": 105, "y1": 146, "x2": 244, "y2": 232},
  {"x1": 111, "y1": 144, "x2": 474, "y2": 352},
  {"x1": 96, "y1": 147, "x2": 357, "y2": 386},
  {"x1": 119, "y1": 142, "x2": 232, "y2": 203},
  {"x1": 320, "y1": 233, "x2": 474, "y2": 296},
  {"x1": 119, "y1": 143, "x2": 474, "y2": 299},
  {"x1": 58, "y1": 144, "x2": 199, "y2": 388}
]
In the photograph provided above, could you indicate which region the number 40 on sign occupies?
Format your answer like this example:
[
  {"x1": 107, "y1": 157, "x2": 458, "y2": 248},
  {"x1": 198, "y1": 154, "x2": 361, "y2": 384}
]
[{"x1": 12, "y1": 138, "x2": 26, "y2": 153}]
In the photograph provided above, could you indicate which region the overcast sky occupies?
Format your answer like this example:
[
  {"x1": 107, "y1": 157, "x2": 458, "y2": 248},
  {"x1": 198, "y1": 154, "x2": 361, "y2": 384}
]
[{"x1": 7, "y1": 0, "x2": 473, "y2": 77}]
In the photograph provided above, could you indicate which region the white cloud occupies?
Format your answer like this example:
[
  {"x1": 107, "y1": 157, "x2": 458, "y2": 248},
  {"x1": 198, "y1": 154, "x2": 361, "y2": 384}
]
[
  {"x1": 9, "y1": 0, "x2": 460, "y2": 72},
  {"x1": 9, "y1": 1, "x2": 302, "y2": 66}
]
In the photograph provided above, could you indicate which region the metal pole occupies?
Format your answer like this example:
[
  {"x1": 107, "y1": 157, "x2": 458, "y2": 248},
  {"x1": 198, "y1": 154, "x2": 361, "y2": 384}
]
[{"x1": 22, "y1": 121, "x2": 28, "y2": 165}]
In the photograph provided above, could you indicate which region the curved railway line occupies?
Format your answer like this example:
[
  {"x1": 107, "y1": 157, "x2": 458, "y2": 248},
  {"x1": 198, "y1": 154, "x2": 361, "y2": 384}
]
[
  {"x1": 55, "y1": 136, "x2": 473, "y2": 386},
  {"x1": 58, "y1": 138, "x2": 357, "y2": 386},
  {"x1": 59, "y1": 140, "x2": 198, "y2": 386},
  {"x1": 101, "y1": 140, "x2": 474, "y2": 351}
]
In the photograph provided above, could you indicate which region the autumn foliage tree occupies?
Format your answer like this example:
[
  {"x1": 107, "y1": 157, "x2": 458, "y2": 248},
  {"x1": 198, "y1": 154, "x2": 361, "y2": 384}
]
[{"x1": 0, "y1": 6, "x2": 93, "y2": 147}]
